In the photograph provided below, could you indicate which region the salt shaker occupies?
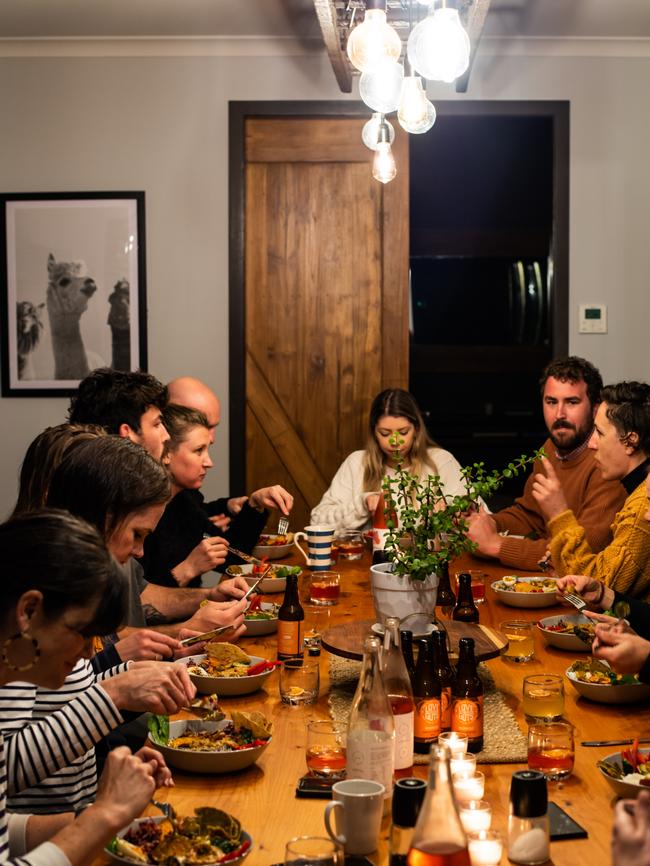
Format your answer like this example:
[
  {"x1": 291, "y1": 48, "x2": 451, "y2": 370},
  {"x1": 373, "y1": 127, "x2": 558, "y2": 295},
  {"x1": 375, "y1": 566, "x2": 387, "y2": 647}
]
[
  {"x1": 389, "y1": 777, "x2": 427, "y2": 866},
  {"x1": 508, "y1": 770, "x2": 550, "y2": 865}
]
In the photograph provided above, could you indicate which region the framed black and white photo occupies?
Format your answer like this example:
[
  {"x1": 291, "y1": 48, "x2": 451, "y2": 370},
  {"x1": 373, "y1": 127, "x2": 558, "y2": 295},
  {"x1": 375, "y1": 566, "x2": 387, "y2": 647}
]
[{"x1": 0, "y1": 191, "x2": 147, "y2": 396}]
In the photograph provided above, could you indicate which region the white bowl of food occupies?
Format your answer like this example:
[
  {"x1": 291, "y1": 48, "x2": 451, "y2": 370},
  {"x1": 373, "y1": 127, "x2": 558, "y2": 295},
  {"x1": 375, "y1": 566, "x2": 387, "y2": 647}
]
[
  {"x1": 537, "y1": 614, "x2": 595, "y2": 652},
  {"x1": 244, "y1": 602, "x2": 279, "y2": 636},
  {"x1": 491, "y1": 576, "x2": 560, "y2": 609},
  {"x1": 105, "y1": 812, "x2": 252, "y2": 865},
  {"x1": 185, "y1": 650, "x2": 276, "y2": 696},
  {"x1": 225, "y1": 563, "x2": 301, "y2": 594},
  {"x1": 566, "y1": 660, "x2": 650, "y2": 704},
  {"x1": 598, "y1": 748, "x2": 650, "y2": 798},
  {"x1": 252, "y1": 533, "x2": 294, "y2": 560},
  {"x1": 153, "y1": 716, "x2": 272, "y2": 773}
]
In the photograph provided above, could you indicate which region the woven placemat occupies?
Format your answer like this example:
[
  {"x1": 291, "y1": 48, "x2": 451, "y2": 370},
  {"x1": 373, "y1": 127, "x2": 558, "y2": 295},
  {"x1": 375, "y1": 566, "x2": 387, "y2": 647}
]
[{"x1": 328, "y1": 656, "x2": 527, "y2": 764}]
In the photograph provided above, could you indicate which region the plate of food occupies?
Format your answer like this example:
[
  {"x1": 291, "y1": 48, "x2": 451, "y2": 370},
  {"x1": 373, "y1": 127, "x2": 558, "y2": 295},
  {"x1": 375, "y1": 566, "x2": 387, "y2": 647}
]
[
  {"x1": 598, "y1": 741, "x2": 650, "y2": 798},
  {"x1": 491, "y1": 576, "x2": 560, "y2": 609},
  {"x1": 537, "y1": 614, "x2": 595, "y2": 652},
  {"x1": 149, "y1": 713, "x2": 272, "y2": 773},
  {"x1": 226, "y1": 563, "x2": 301, "y2": 593},
  {"x1": 244, "y1": 600, "x2": 279, "y2": 636},
  {"x1": 185, "y1": 643, "x2": 278, "y2": 695},
  {"x1": 252, "y1": 533, "x2": 294, "y2": 560},
  {"x1": 566, "y1": 659, "x2": 650, "y2": 704},
  {"x1": 106, "y1": 809, "x2": 252, "y2": 865}
]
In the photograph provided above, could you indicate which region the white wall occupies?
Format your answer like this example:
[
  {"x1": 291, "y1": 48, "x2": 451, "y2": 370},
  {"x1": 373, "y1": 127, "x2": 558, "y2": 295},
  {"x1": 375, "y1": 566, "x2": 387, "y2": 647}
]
[{"x1": 0, "y1": 42, "x2": 648, "y2": 516}]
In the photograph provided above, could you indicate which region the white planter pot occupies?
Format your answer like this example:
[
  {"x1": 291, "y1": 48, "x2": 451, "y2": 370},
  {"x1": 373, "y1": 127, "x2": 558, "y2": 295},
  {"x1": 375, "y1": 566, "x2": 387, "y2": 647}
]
[{"x1": 369, "y1": 562, "x2": 439, "y2": 634}]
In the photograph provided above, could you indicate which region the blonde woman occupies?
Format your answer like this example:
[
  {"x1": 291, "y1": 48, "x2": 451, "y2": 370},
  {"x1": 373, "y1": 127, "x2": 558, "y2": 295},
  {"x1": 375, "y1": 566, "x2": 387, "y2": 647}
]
[{"x1": 311, "y1": 389, "x2": 467, "y2": 532}]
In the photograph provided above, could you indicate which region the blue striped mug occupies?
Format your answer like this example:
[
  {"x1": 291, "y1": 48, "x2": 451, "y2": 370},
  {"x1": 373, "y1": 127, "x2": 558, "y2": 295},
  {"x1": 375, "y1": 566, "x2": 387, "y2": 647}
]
[{"x1": 294, "y1": 525, "x2": 336, "y2": 571}]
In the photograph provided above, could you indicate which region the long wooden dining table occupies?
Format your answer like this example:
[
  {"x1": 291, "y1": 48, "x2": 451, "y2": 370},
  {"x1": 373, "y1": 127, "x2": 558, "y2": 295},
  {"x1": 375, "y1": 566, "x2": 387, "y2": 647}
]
[{"x1": 96, "y1": 552, "x2": 650, "y2": 866}]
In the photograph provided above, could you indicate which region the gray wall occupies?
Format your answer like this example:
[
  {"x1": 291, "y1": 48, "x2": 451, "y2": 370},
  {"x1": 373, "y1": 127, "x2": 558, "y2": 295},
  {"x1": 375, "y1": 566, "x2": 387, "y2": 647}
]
[{"x1": 0, "y1": 41, "x2": 648, "y2": 517}]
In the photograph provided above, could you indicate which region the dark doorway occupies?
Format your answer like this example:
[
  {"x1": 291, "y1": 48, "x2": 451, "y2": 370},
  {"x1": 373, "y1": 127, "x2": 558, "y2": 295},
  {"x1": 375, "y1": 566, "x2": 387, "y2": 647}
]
[{"x1": 408, "y1": 101, "x2": 569, "y2": 505}]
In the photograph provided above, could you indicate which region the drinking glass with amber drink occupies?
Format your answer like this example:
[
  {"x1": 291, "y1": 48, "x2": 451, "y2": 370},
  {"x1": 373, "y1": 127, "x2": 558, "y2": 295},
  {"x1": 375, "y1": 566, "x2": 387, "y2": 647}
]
[
  {"x1": 334, "y1": 530, "x2": 364, "y2": 560},
  {"x1": 309, "y1": 571, "x2": 341, "y2": 606},
  {"x1": 527, "y1": 721, "x2": 574, "y2": 780},
  {"x1": 522, "y1": 674, "x2": 564, "y2": 722},
  {"x1": 500, "y1": 620, "x2": 534, "y2": 663},
  {"x1": 306, "y1": 720, "x2": 347, "y2": 779}
]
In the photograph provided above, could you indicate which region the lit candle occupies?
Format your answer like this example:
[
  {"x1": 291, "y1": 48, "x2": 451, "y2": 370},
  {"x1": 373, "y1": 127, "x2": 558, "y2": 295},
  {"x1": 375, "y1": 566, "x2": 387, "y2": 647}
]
[
  {"x1": 467, "y1": 830, "x2": 503, "y2": 866},
  {"x1": 450, "y1": 753, "x2": 477, "y2": 779},
  {"x1": 439, "y1": 731, "x2": 468, "y2": 759},
  {"x1": 453, "y1": 770, "x2": 485, "y2": 803},
  {"x1": 459, "y1": 800, "x2": 492, "y2": 833}
]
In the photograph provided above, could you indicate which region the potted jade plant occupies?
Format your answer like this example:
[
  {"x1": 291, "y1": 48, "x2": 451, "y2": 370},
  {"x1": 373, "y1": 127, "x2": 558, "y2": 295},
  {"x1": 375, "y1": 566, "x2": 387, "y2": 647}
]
[{"x1": 369, "y1": 437, "x2": 542, "y2": 631}]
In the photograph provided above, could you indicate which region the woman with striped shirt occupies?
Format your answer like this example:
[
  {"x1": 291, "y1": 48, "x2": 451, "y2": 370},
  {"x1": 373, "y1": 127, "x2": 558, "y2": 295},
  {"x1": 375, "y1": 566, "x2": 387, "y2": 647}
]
[{"x1": 0, "y1": 511, "x2": 170, "y2": 866}]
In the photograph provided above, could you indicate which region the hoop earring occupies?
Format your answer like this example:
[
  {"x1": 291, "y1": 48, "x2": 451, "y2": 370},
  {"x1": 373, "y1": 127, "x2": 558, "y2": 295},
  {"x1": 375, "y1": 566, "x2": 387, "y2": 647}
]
[{"x1": 1, "y1": 631, "x2": 40, "y2": 672}]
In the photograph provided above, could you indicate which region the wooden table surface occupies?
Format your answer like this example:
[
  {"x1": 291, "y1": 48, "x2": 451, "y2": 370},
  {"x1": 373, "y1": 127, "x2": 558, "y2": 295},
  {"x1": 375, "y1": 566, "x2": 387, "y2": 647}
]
[{"x1": 95, "y1": 553, "x2": 650, "y2": 866}]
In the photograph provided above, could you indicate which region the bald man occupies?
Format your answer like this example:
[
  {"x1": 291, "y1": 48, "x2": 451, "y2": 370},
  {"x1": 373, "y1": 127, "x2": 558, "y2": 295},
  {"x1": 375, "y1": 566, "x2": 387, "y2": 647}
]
[{"x1": 166, "y1": 376, "x2": 293, "y2": 550}]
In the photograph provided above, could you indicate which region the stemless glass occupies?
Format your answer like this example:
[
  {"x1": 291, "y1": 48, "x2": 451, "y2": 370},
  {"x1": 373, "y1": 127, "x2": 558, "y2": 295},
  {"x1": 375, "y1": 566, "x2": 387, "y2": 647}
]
[
  {"x1": 334, "y1": 530, "x2": 365, "y2": 560},
  {"x1": 285, "y1": 836, "x2": 343, "y2": 866},
  {"x1": 522, "y1": 674, "x2": 564, "y2": 722},
  {"x1": 309, "y1": 572, "x2": 341, "y2": 606},
  {"x1": 280, "y1": 660, "x2": 320, "y2": 705},
  {"x1": 527, "y1": 721, "x2": 575, "y2": 780},
  {"x1": 500, "y1": 620, "x2": 535, "y2": 663},
  {"x1": 306, "y1": 720, "x2": 347, "y2": 779}
]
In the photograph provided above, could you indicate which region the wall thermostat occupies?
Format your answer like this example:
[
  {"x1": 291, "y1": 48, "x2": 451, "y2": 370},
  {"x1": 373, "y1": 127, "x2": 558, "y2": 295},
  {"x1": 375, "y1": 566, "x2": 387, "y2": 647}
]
[{"x1": 579, "y1": 304, "x2": 607, "y2": 334}]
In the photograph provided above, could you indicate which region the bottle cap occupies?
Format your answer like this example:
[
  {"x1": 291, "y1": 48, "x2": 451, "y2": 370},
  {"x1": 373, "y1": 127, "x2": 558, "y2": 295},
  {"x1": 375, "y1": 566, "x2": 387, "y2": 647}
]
[
  {"x1": 392, "y1": 777, "x2": 427, "y2": 827},
  {"x1": 510, "y1": 770, "x2": 548, "y2": 818}
]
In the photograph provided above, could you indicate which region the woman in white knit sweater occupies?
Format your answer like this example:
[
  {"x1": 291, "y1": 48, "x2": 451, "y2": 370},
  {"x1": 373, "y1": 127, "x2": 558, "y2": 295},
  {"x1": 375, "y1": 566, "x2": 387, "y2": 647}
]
[{"x1": 311, "y1": 389, "x2": 467, "y2": 532}]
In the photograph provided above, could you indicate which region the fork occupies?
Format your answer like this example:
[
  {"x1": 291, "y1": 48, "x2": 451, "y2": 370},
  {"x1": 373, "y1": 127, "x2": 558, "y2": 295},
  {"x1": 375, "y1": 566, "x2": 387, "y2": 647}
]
[
  {"x1": 150, "y1": 799, "x2": 176, "y2": 823},
  {"x1": 562, "y1": 592, "x2": 587, "y2": 612},
  {"x1": 278, "y1": 517, "x2": 289, "y2": 536}
]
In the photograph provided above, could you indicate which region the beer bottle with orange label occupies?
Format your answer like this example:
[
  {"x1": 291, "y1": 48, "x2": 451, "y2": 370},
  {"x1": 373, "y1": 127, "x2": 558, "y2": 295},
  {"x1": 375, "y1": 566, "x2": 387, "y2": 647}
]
[
  {"x1": 430, "y1": 630, "x2": 454, "y2": 733},
  {"x1": 277, "y1": 574, "x2": 304, "y2": 660},
  {"x1": 451, "y1": 637, "x2": 483, "y2": 753},
  {"x1": 412, "y1": 638, "x2": 442, "y2": 755}
]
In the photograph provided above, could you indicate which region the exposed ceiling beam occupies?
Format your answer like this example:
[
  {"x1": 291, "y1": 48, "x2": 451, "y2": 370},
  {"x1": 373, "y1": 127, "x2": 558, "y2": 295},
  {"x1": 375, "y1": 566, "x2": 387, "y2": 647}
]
[
  {"x1": 456, "y1": 0, "x2": 491, "y2": 92},
  {"x1": 313, "y1": 0, "x2": 353, "y2": 93}
]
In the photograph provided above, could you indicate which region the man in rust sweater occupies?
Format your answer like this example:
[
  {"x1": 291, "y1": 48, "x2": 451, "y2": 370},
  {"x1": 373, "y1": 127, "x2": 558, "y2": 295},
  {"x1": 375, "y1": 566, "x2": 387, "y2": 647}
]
[{"x1": 466, "y1": 357, "x2": 627, "y2": 571}]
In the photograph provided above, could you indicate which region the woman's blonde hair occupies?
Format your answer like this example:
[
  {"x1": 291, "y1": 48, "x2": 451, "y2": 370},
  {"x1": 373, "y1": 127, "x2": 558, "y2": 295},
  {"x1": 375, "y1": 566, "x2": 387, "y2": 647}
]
[{"x1": 362, "y1": 389, "x2": 437, "y2": 491}]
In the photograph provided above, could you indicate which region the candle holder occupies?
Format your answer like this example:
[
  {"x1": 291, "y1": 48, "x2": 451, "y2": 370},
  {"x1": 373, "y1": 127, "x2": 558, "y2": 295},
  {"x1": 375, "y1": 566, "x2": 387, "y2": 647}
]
[
  {"x1": 467, "y1": 829, "x2": 503, "y2": 865},
  {"x1": 452, "y1": 770, "x2": 485, "y2": 804},
  {"x1": 459, "y1": 799, "x2": 492, "y2": 833},
  {"x1": 439, "y1": 731, "x2": 468, "y2": 759},
  {"x1": 450, "y1": 753, "x2": 477, "y2": 780}
]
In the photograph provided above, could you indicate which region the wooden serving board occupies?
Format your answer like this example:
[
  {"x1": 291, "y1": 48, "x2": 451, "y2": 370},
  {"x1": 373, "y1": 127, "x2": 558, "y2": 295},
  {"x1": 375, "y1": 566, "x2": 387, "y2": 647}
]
[{"x1": 321, "y1": 618, "x2": 507, "y2": 662}]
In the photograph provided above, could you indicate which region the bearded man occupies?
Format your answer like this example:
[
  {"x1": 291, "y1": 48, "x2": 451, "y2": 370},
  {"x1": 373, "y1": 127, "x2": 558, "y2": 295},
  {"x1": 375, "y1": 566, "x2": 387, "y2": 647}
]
[{"x1": 466, "y1": 356, "x2": 627, "y2": 571}]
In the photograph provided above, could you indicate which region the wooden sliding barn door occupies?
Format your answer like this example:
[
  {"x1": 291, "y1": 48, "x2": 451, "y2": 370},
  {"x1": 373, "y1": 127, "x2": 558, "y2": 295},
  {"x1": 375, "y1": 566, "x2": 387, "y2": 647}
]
[{"x1": 244, "y1": 115, "x2": 409, "y2": 528}]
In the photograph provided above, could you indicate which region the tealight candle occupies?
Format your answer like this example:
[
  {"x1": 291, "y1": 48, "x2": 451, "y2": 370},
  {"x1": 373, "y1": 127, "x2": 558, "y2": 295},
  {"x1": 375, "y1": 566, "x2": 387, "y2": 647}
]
[
  {"x1": 450, "y1": 753, "x2": 477, "y2": 779},
  {"x1": 439, "y1": 731, "x2": 468, "y2": 759},
  {"x1": 467, "y1": 829, "x2": 503, "y2": 866},
  {"x1": 453, "y1": 770, "x2": 485, "y2": 803},
  {"x1": 459, "y1": 800, "x2": 492, "y2": 833}
]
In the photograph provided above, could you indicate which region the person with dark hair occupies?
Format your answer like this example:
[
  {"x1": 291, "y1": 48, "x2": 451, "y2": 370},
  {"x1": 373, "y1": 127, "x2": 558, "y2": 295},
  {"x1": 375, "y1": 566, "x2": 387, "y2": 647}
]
[
  {"x1": 67, "y1": 368, "x2": 169, "y2": 461},
  {"x1": 466, "y1": 356, "x2": 627, "y2": 571},
  {"x1": 10, "y1": 423, "x2": 107, "y2": 518},
  {"x1": 141, "y1": 404, "x2": 274, "y2": 587},
  {"x1": 310, "y1": 388, "x2": 467, "y2": 532},
  {"x1": 534, "y1": 381, "x2": 650, "y2": 598},
  {"x1": 0, "y1": 511, "x2": 175, "y2": 865},
  {"x1": 46, "y1": 436, "x2": 249, "y2": 637}
]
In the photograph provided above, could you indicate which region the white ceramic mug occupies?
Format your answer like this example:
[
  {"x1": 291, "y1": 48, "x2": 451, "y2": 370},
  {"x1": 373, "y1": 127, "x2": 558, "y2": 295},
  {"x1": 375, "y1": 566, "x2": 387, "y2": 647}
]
[
  {"x1": 324, "y1": 779, "x2": 385, "y2": 855},
  {"x1": 294, "y1": 524, "x2": 336, "y2": 571}
]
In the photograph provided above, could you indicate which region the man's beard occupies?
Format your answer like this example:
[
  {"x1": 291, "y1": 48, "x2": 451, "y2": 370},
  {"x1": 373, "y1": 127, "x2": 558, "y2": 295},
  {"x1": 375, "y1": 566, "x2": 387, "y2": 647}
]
[{"x1": 549, "y1": 421, "x2": 592, "y2": 453}]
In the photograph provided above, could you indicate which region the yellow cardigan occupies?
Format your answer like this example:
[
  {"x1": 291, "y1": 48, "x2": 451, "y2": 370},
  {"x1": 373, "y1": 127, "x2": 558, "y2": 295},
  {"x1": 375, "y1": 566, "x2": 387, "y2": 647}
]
[{"x1": 548, "y1": 481, "x2": 650, "y2": 600}]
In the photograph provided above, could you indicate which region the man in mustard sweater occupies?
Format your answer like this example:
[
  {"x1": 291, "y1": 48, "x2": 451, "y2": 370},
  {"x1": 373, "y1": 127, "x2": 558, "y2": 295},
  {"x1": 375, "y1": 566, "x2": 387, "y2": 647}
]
[
  {"x1": 466, "y1": 357, "x2": 626, "y2": 571},
  {"x1": 534, "y1": 381, "x2": 650, "y2": 600}
]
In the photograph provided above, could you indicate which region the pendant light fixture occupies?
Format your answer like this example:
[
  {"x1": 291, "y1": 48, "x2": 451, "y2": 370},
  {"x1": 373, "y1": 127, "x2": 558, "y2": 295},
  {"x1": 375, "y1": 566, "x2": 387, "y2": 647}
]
[
  {"x1": 397, "y1": 72, "x2": 436, "y2": 134},
  {"x1": 372, "y1": 119, "x2": 397, "y2": 184},
  {"x1": 362, "y1": 113, "x2": 396, "y2": 151},
  {"x1": 346, "y1": 0, "x2": 402, "y2": 74},
  {"x1": 359, "y1": 58, "x2": 404, "y2": 114},
  {"x1": 407, "y1": 2, "x2": 470, "y2": 84}
]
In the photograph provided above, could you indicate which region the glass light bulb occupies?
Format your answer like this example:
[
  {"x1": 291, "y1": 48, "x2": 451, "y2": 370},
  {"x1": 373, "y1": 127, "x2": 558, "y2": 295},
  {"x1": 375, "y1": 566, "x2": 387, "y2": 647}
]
[
  {"x1": 359, "y1": 59, "x2": 404, "y2": 113},
  {"x1": 407, "y1": 7, "x2": 470, "y2": 83},
  {"x1": 372, "y1": 141, "x2": 397, "y2": 184},
  {"x1": 398, "y1": 76, "x2": 436, "y2": 134},
  {"x1": 362, "y1": 113, "x2": 395, "y2": 151},
  {"x1": 346, "y1": 8, "x2": 402, "y2": 73}
]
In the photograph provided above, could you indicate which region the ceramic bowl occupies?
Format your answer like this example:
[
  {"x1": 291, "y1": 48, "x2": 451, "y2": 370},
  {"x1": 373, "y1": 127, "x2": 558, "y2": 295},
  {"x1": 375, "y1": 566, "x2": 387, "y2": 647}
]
[
  {"x1": 566, "y1": 667, "x2": 650, "y2": 704},
  {"x1": 537, "y1": 614, "x2": 594, "y2": 652},
  {"x1": 185, "y1": 653, "x2": 275, "y2": 696},
  {"x1": 491, "y1": 576, "x2": 560, "y2": 609},
  {"x1": 244, "y1": 602, "x2": 279, "y2": 636},
  {"x1": 598, "y1": 749, "x2": 650, "y2": 798},
  {"x1": 105, "y1": 815, "x2": 252, "y2": 865},
  {"x1": 252, "y1": 533, "x2": 293, "y2": 560},
  {"x1": 154, "y1": 719, "x2": 271, "y2": 773},
  {"x1": 225, "y1": 563, "x2": 292, "y2": 594}
]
